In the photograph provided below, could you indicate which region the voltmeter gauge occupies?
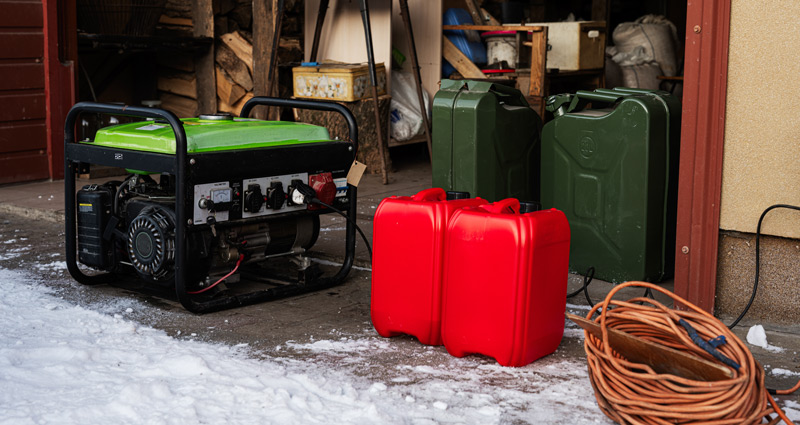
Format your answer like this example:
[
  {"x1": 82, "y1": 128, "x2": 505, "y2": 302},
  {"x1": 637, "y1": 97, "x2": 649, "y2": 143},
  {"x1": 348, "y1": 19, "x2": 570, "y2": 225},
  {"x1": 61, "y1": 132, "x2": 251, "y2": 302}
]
[{"x1": 211, "y1": 188, "x2": 232, "y2": 204}]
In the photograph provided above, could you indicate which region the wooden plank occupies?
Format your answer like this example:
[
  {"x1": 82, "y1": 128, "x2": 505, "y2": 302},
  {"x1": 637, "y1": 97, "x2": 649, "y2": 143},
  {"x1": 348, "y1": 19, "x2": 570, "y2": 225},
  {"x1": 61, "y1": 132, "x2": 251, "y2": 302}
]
[
  {"x1": 464, "y1": 0, "x2": 482, "y2": 25},
  {"x1": 157, "y1": 71, "x2": 197, "y2": 99},
  {"x1": 0, "y1": 32, "x2": 43, "y2": 59},
  {"x1": 442, "y1": 37, "x2": 483, "y2": 79},
  {"x1": 191, "y1": 0, "x2": 216, "y2": 114},
  {"x1": 442, "y1": 25, "x2": 545, "y2": 32},
  {"x1": 252, "y1": 0, "x2": 276, "y2": 120},
  {"x1": 0, "y1": 62, "x2": 43, "y2": 90},
  {"x1": 158, "y1": 15, "x2": 193, "y2": 27},
  {"x1": 0, "y1": 150, "x2": 49, "y2": 185},
  {"x1": 528, "y1": 26, "x2": 547, "y2": 97},
  {"x1": 0, "y1": 92, "x2": 44, "y2": 121},
  {"x1": 480, "y1": 8, "x2": 500, "y2": 26},
  {"x1": 215, "y1": 65, "x2": 245, "y2": 106},
  {"x1": 220, "y1": 31, "x2": 254, "y2": 74},
  {"x1": 215, "y1": 43, "x2": 253, "y2": 91},
  {"x1": 0, "y1": 120, "x2": 46, "y2": 153},
  {"x1": 160, "y1": 92, "x2": 198, "y2": 118},
  {"x1": 0, "y1": 1, "x2": 42, "y2": 27},
  {"x1": 567, "y1": 314, "x2": 734, "y2": 382}
]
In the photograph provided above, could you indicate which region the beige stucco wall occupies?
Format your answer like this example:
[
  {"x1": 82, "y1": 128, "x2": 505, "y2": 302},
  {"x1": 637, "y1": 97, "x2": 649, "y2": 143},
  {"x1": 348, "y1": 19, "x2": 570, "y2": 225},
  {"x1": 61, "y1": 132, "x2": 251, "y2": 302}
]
[{"x1": 719, "y1": 0, "x2": 800, "y2": 238}]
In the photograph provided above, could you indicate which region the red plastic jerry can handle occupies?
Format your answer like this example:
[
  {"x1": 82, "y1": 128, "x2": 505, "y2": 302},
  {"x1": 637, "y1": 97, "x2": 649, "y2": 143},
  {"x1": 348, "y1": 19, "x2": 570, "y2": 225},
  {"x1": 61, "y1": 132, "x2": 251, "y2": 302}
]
[
  {"x1": 412, "y1": 187, "x2": 446, "y2": 202},
  {"x1": 480, "y1": 198, "x2": 520, "y2": 214}
]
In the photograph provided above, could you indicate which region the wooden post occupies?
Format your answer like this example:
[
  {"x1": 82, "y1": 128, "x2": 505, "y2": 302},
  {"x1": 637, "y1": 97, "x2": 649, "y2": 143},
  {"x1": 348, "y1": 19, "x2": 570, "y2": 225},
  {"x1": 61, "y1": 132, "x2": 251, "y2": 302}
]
[
  {"x1": 252, "y1": 0, "x2": 280, "y2": 120},
  {"x1": 192, "y1": 0, "x2": 216, "y2": 115},
  {"x1": 528, "y1": 27, "x2": 547, "y2": 119},
  {"x1": 527, "y1": 27, "x2": 547, "y2": 98}
]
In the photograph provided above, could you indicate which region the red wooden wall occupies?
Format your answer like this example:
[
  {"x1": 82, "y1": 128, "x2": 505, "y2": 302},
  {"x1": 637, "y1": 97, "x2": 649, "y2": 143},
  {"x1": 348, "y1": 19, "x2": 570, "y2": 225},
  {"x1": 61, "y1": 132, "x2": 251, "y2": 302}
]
[{"x1": 0, "y1": 0, "x2": 49, "y2": 184}]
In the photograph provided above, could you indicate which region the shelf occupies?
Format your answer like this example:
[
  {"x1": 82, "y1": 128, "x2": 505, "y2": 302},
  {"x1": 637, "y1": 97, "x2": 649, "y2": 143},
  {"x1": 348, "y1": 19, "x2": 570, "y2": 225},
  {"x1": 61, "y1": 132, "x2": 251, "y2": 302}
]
[{"x1": 78, "y1": 33, "x2": 213, "y2": 53}]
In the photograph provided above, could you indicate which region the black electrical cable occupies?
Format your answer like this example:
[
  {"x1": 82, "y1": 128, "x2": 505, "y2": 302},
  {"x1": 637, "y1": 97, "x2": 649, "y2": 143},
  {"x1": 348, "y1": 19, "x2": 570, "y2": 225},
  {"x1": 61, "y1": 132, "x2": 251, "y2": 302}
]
[
  {"x1": 289, "y1": 181, "x2": 373, "y2": 261},
  {"x1": 567, "y1": 266, "x2": 595, "y2": 307},
  {"x1": 727, "y1": 204, "x2": 800, "y2": 330},
  {"x1": 310, "y1": 198, "x2": 372, "y2": 261}
]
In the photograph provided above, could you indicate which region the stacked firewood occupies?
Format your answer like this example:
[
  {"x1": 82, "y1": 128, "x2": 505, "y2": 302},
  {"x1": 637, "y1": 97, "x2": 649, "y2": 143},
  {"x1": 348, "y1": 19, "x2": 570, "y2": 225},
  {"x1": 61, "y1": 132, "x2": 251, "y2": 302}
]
[{"x1": 155, "y1": 0, "x2": 302, "y2": 117}]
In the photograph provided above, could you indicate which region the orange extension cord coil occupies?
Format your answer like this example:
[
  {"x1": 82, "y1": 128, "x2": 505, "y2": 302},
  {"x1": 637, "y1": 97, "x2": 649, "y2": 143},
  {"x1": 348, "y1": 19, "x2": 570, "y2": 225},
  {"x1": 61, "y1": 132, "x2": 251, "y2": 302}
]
[{"x1": 582, "y1": 281, "x2": 796, "y2": 425}]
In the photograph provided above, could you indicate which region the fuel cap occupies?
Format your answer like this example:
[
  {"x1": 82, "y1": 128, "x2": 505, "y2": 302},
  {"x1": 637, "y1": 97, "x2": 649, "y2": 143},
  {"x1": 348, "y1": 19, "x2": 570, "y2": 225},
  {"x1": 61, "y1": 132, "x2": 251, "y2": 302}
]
[
  {"x1": 519, "y1": 201, "x2": 542, "y2": 214},
  {"x1": 445, "y1": 191, "x2": 470, "y2": 200}
]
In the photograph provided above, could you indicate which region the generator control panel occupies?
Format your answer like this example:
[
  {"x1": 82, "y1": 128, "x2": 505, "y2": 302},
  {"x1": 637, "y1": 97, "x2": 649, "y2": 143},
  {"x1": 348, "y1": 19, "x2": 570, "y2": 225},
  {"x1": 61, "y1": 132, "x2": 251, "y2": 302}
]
[{"x1": 193, "y1": 172, "x2": 312, "y2": 225}]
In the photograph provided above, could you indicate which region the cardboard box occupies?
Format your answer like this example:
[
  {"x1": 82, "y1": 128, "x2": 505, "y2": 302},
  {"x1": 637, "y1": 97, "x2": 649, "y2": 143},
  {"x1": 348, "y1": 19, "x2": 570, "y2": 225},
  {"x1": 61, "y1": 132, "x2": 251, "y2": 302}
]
[{"x1": 292, "y1": 62, "x2": 387, "y2": 102}]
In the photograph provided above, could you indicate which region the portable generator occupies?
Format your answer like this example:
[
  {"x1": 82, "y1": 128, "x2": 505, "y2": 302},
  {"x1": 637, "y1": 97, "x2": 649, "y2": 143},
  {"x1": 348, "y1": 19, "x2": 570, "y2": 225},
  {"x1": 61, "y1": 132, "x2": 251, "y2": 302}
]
[{"x1": 64, "y1": 97, "x2": 359, "y2": 314}]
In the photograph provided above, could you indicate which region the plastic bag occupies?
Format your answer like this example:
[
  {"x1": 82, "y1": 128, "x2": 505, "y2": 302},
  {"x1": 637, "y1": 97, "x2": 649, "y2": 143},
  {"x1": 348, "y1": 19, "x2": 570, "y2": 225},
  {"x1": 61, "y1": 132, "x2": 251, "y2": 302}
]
[
  {"x1": 612, "y1": 14, "x2": 679, "y2": 77},
  {"x1": 390, "y1": 72, "x2": 430, "y2": 142}
]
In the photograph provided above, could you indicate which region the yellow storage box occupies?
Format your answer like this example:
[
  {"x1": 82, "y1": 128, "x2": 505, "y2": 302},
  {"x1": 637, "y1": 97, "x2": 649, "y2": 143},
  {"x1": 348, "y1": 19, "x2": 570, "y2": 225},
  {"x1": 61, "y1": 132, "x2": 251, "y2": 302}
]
[{"x1": 292, "y1": 62, "x2": 387, "y2": 102}]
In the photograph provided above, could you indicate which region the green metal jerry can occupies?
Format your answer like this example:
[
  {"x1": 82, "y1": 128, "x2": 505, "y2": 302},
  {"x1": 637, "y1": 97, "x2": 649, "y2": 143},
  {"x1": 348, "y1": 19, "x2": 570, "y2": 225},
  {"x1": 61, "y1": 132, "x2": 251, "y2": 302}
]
[
  {"x1": 432, "y1": 80, "x2": 542, "y2": 203},
  {"x1": 540, "y1": 88, "x2": 681, "y2": 283}
]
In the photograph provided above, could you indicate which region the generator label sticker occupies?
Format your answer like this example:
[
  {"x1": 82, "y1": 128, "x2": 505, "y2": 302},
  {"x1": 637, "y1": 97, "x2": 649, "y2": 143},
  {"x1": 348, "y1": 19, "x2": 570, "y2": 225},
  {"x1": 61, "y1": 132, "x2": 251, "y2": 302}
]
[
  {"x1": 333, "y1": 178, "x2": 347, "y2": 197},
  {"x1": 346, "y1": 161, "x2": 367, "y2": 187},
  {"x1": 78, "y1": 203, "x2": 93, "y2": 213},
  {"x1": 136, "y1": 124, "x2": 167, "y2": 131}
]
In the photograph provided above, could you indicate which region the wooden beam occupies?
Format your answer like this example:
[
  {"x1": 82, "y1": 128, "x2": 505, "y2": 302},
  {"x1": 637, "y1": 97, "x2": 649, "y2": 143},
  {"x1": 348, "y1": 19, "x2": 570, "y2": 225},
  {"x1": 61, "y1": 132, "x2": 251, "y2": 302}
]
[
  {"x1": 480, "y1": 8, "x2": 500, "y2": 26},
  {"x1": 442, "y1": 25, "x2": 545, "y2": 32},
  {"x1": 528, "y1": 26, "x2": 547, "y2": 97},
  {"x1": 191, "y1": 0, "x2": 216, "y2": 114},
  {"x1": 252, "y1": 0, "x2": 278, "y2": 120},
  {"x1": 442, "y1": 37, "x2": 484, "y2": 79}
]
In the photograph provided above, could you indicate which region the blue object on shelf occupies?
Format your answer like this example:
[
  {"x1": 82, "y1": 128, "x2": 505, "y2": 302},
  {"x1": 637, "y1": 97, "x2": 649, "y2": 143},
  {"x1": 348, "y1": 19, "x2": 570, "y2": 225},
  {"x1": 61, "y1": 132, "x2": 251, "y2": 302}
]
[
  {"x1": 301, "y1": 62, "x2": 319, "y2": 67},
  {"x1": 442, "y1": 8, "x2": 486, "y2": 77}
]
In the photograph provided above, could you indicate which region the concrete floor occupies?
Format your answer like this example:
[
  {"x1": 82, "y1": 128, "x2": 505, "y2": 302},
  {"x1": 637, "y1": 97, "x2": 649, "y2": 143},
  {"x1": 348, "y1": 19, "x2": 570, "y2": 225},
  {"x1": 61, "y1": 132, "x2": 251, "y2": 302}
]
[{"x1": 1, "y1": 144, "x2": 799, "y2": 416}]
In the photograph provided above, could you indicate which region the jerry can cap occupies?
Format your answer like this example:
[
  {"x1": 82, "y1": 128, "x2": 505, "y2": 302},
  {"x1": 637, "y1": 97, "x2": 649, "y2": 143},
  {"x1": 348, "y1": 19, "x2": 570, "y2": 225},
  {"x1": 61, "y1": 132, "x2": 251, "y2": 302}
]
[
  {"x1": 446, "y1": 191, "x2": 471, "y2": 200},
  {"x1": 519, "y1": 201, "x2": 542, "y2": 214}
]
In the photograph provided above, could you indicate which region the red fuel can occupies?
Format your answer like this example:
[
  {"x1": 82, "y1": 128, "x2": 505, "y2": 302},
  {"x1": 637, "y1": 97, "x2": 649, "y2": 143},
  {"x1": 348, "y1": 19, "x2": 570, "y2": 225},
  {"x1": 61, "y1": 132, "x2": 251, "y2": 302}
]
[
  {"x1": 371, "y1": 188, "x2": 487, "y2": 345},
  {"x1": 441, "y1": 199, "x2": 570, "y2": 366}
]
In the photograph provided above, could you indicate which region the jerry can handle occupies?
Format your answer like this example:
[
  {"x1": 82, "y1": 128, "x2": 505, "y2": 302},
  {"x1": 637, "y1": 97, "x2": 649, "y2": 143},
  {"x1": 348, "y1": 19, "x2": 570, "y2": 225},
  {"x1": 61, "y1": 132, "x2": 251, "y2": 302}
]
[
  {"x1": 412, "y1": 187, "x2": 446, "y2": 202},
  {"x1": 552, "y1": 90, "x2": 624, "y2": 116},
  {"x1": 574, "y1": 90, "x2": 625, "y2": 105},
  {"x1": 481, "y1": 198, "x2": 520, "y2": 214},
  {"x1": 466, "y1": 80, "x2": 529, "y2": 107}
]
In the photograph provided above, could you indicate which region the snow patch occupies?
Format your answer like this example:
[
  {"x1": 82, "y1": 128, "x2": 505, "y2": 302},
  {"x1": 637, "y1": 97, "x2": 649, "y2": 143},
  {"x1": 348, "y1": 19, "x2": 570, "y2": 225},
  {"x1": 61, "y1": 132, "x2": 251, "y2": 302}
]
[
  {"x1": 771, "y1": 368, "x2": 800, "y2": 377},
  {"x1": 747, "y1": 325, "x2": 784, "y2": 353},
  {"x1": 0, "y1": 267, "x2": 611, "y2": 425}
]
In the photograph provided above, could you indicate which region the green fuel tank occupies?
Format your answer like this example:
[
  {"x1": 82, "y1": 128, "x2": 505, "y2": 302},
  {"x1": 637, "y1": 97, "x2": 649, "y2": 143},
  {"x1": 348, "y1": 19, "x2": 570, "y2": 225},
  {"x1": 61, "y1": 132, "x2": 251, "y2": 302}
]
[
  {"x1": 541, "y1": 88, "x2": 681, "y2": 283},
  {"x1": 432, "y1": 80, "x2": 542, "y2": 203},
  {"x1": 90, "y1": 114, "x2": 333, "y2": 154}
]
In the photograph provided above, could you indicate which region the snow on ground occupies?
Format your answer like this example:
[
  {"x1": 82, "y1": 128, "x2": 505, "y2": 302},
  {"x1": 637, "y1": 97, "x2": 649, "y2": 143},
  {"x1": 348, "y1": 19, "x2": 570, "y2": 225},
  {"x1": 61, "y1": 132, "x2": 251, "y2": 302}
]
[
  {"x1": 0, "y1": 267, "x2": 611, "y2": 424},
  {"x1": 747, "y1": 324, "x2": 785, "y2": 353}
]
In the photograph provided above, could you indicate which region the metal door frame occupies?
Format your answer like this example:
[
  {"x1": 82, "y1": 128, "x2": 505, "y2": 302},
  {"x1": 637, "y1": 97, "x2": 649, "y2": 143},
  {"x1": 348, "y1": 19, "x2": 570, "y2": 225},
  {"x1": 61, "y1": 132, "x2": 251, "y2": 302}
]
[{"x1": 673, "y1": 0, "x2": 732, "y2": 313}]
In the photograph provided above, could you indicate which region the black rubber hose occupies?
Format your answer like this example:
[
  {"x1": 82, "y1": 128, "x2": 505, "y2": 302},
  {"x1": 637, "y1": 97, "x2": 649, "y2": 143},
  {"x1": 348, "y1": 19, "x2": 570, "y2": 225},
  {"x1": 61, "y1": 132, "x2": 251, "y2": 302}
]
[{"x1": 728, "y1": 204, "x2": 800, "y2": 329}]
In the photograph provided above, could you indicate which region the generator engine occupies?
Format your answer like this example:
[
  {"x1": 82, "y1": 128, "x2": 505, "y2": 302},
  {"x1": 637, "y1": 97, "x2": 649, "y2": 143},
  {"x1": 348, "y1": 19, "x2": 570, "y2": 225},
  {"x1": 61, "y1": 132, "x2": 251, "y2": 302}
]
[
  {"x1": 76, "y1": 172, "x2": 336, "y2": 290},
  {"x1": 65, "y1": 98, "x2": 357, "y2": 313}
]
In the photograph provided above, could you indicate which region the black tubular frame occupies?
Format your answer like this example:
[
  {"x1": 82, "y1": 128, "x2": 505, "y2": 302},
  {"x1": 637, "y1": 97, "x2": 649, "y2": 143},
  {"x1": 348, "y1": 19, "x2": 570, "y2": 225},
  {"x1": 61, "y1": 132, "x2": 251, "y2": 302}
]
[{"x1": 64, "y1": 97, "x2": 359, "y2": 314}]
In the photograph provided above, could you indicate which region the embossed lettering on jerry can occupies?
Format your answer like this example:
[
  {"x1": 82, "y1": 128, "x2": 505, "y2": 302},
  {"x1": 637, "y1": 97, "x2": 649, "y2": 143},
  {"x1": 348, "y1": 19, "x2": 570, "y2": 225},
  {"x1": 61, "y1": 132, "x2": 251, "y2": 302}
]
[
  {"x1": 540, "y1": 88, "x2": 681, "y2": 283},
  {"x1": 441, "y1": 199, "x2": 570, "y2": 367},
  {"x1": 432, "y1": 79, "x2": 542, "y2": 203},
  {"x1": 371, "y1": 188, "x2": 487, "y2": 345}
]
